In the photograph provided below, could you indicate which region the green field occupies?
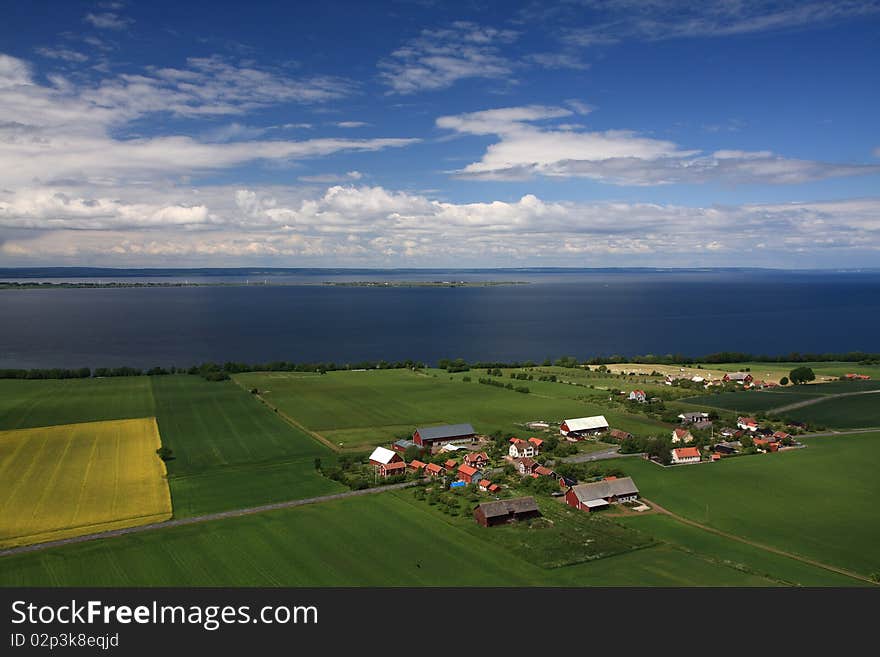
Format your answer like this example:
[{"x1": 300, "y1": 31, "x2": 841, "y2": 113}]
[
  {"x1": 679, "y1": 379, "x2": 880, "y2": 426},
  {"x1": 610, "y1": 433, "x2": 880, "y2": 578},
  {"x1": 0, "y1": 375, "x2": 343, "y2": 520},
  {"x1": 781, "y1": 394, "x2": 880, "y2": 428},
  {"x1": 0, "y1": 377, "x2": 155, "y2": 430},
  {"x1": 234, "y1": 369, "x2": 668, "y2": 448},
  {"x1": 0, "y1": 492, "x2": 780, "y2": 587},
  {"x1": 617, "y1": 514, "x2": 865, "y2": 586},
  {"x1": 151, "y1": 375, "x2": 342, "y2": 517}
]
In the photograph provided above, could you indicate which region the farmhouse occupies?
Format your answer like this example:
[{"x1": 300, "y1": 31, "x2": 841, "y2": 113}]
[
  {"x1": 413, "y1": 423, "x2": 477, "y2": 449},
  {"x1": 516, "y1": 457, "x2": 538, "y2": 475},
  {"x1": 565, "y1": 476, "x2": 640, "y2": 512},
  {"x1": 671, "y1": 446, "x2": 701, "y2": 464},
  {"x1": 408, "y1": 459, "x2": 427, "y2": 472},
  {"x1": 368, "y1": 446, "x2": 406, "y2": 477},
  {"x1": 424, "y1": 463, "x2": 446, "y2": 477},
  {"x1": 628, "y1": 390, "x2": 647, "y2": 403},
  {"x1": 464, "y1": 451, "x2": 490, "y2": 469},
  {"x1": 678, "y1": 411, "x2": 710, "y2": 425},
  {"x1": 473, "y1": 497, "x2": 541, "y2": 527},
  {"x1": 737, "y1": 416, "x2": 759, "y2": 432},
  {"x1": 457, "y1": 464, "x2": 483, "y2": 484},
  {"x1": 724, "y1": 372, "x2": 754, "y2": 385},
  {"x1": 609, "y1": 429, "x2": 633, "y2": 442},
  {"x1": 560, "y1": 415, "x2": 609, "y2": 439},
  {"x1": 671, "y1": 428, "x2": 694, "y2": 444},
  {"x1": 509, "y1": 438, "x2": 537, "y2": 458}
]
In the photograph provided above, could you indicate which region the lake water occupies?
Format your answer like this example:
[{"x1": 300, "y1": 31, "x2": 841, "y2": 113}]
[{"x1": 1, "y1": 269, "x2": 878, "y2": 369}]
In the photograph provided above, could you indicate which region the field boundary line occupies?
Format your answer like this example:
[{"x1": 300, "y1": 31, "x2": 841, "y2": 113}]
[
  {"x1": 0, "y1": 482, "x2": 415, "y2": 558},
  {"x1": 642, "y1": 497, "x2": 877, "y2": 586},
  {"x1": 768, "y1": 388, "x2": 880, "y2": 414},
  {"x1": 230, "y1": 377, "x2": 340, "y2": 452}
]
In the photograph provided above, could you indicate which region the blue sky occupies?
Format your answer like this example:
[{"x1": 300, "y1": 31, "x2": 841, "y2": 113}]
[{"x1": 0, "y1": 0, "x2": 878, "y2": 267}]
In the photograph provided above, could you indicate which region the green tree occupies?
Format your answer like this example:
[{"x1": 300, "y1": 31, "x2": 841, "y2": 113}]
[
  {"x1": 789, "y1": 367, "x2": 815, "y2": 385},
  {"x1": 779, "y1": 376, "x2": 789, "y2": 386}
]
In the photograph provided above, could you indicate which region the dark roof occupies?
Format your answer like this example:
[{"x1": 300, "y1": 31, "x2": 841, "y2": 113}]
[
  {"x1": 415, "y1": 423, "x2": 476, "y2": 441},
  {"x1": 477, "y1": 496, "x2": 540, "y2": 518},
  {"x1": 393, "y1": 438, "x2": 416, "y2": 449}
]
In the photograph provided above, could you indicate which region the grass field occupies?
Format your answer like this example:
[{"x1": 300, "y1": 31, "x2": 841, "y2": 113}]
[
  {"x1": 609, "y1": 433, "x2": 880, "y2": 578},
  {"x1": 617, "y1": 514, "x2": 866, "y2": 586},
  {"x1": 0, "y1": 418, "x2": 171, "y2": 548},
  {"x1": 150, "y1": 375, "x2": 342, "y2": 517},
  {"x1": 0, "y1": 377, "x2": 155, "y2": 430},
  {"x1": 679, "y1": 379, "x2": 880, "y2": 426},
  {"x1": 234, "y1": 369, "x2": 668, "y2": 449},
  {"x1": 781, "y1": 394, "x2": 880, "y2": 428},
  {"x1": 0, "y1": 492, "x2": 779, "y2": 586}
]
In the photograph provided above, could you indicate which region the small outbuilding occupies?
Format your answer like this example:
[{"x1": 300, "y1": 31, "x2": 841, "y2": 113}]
[{"x1": 473, "y1": 497, "x2": 541, "y2": 527}]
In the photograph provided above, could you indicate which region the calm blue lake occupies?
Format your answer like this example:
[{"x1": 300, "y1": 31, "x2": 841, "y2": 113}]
[{"x1": 1, "y1": 269, "x2": 878, "y2": 368}]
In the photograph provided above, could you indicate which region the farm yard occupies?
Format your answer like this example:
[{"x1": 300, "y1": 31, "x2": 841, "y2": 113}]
[
  {"x1": 0, "y1": 418, "x2": 171, "y2": 548},
  {"x1": 1, "y1": 359, "x2": 879, "y2": 588}
]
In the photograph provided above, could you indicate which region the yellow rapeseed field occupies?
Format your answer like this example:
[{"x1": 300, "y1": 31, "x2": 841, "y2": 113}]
[{"x1": 0, "y1": 417, "x2": 172, "y2": 548}]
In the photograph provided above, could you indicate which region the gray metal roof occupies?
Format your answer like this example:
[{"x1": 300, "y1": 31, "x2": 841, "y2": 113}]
[
  {"x1": 477, "y1": 496, "x2": 540, "y2": 518},
  {"x1": 570, "y1": 477, "x2": 639, "y2": 503},
  {"x1": 416, "y1": 423, "x2": 476, "y2": 441}
]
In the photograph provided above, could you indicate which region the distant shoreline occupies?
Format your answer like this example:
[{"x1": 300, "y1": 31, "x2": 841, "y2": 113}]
[{"x1": 0, "y1": 280, "x2": 530, "y2": 290}]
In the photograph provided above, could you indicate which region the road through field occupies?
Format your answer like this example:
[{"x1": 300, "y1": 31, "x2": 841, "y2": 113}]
[
  {"x1": 0, "y1": 481, "x2": 414, "y2": 558},
  {"x1": 642, "y1": 497, "x2": 877, "y2": 585},
  {"x1": 769, "y1": 389, "x2": 880, "y2": 414}
]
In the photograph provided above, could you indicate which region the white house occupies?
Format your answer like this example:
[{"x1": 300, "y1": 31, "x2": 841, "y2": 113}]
[
  {"x1": 737, "y1": 416, "x2": 759, "y2": 432},
  {"x1": 628, "y1": 390, "x2": 647, "y2": 403},
  {"x1": 509, "y1": 439, "x2": 537, "y2": 459},
  {"x1": 671, "y1": 428, "x2": 694, "y2": 444},
  {"x1": 671, "y1": 447, "x2": 701, "y2": 464}
]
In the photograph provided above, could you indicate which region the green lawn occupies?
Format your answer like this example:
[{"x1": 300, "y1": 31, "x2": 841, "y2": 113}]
[
  {"x1": 0, "y1": 377, "x2": 155, "y2": 430},
  {"x1": 697, "y1": 361, "x2": 880, "y2": 382},
  {"x1": 234, "y1": 369, "x2": 668, "y2": 448},
  {"x1": 610, "y1": 433, "x2": 880, "y2": 578},
  {"x1": 0, "y1": 492, "x2": 778, "y2": 587}
]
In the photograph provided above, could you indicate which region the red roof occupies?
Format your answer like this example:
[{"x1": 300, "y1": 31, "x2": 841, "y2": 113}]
[
  {"x1": 528, "y1": 437, "x2": 543, "y2": 447},
  {"x1": 673, "y1": 447, "x2": 700, "y2": 459},
  {"x1": 534, "y1": 466, "x2": 553, "y2": 476},
  {"x1": 604, "y1": 476, "x2": 617, "y2": 481},
  {"x1": 384, "y1": 461, "x2": 406, "y2": 471},
  {"x1": 457, "y1": 464, "x2": 478, "y2": 477},
  {"x1": 479, "y1": 479, "x2": 491, "y2": 487},
  {"x1": 444, "y1": 459, "x2": 458, "y2": 469},
  {"x1": 509, "y1": 437, "x2": 522, "y2": 443},
  {"x1": 631, "y1": 390, "x2": 645, "y2": 395},
  {"x1": 674, "y1": 428, "x2": 691, "y2": 438},
  {"x1": 425, "y1": 463, "x2": 444, "y2": 474},
  {"x1": 409, "y1": 460, "x2": 426, "y2": 469},
  {"x1": 488, "y1": 484, "x2": 500, "y2": 492}
]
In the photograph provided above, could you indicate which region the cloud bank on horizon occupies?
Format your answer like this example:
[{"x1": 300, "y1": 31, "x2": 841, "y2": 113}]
[{"x1": 1, "y1": 0, "x2": 879, "y2": 268}]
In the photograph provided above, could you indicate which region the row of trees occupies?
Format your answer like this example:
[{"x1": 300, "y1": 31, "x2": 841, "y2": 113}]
[{"x1": 0, "y1": 359, "x2": 428, "y2": 381}]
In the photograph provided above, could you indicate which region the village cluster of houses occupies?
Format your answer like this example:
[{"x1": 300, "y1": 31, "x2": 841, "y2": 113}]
[
  {"x1": 663, "y1": 410, "x2": 798, "y2": 465},
  {"x1": 664, "y1": 371, "x2": 782, "y2": 390},
  {"x1": 368, "y1": 421, "x2": 644, "y2": 526}
]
